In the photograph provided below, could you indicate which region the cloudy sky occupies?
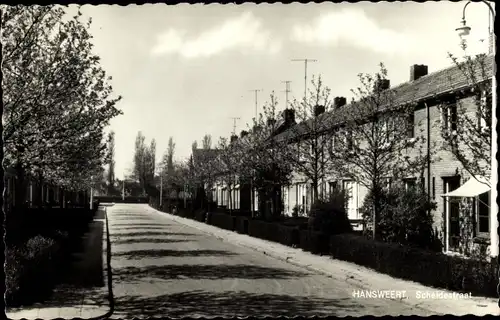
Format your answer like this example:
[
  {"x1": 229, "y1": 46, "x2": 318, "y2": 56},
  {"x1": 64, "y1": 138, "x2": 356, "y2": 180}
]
[{"x1": 72, "y1": 2, "x2": 493, "y2": 179}]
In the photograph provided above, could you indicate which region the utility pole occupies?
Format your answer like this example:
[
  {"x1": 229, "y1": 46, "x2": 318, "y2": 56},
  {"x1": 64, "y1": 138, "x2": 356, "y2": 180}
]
[
  {"x1": 248, "y1": 89, "x2": 263, "y2": 119},
  {"x1": 291, "y1": 58, "x2": 317, "y2": 102},
  {"x1": 159, "y1": 166, "x2": 163, "y2": 208},
  {"x1": 281, "y1": 80, "x2": 292, "y2": 109},
  {"x1": 229, "y1": 117, "x2": 241, "y2": 135}
]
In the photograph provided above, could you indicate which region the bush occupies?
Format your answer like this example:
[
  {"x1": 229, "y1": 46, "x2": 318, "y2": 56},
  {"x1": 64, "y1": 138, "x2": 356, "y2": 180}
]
[
  {"x1": 208, "y1": 212, "x2": 235, "y2": 231},
  {"x1": 308, "y1": 189, "x2": 352, "y2": 236},
  {"x1": 329, "y1": 233, "x2": 498, "y2": 297},
  {"x1": 5, "y1": 236, "x2": 61, "y2": 307},
  {"x1": 360, "y1": 185, "x2": 441, "y2": 251},
  {"x1": 234, "y1": 216, "x2": 250, "y2": 234},
  {"x1": 194, "y1": 209, "x2": 207, "y2": 222},
  {"x1": 299, "y1": 229, "x2": 329, "y2": 254}
]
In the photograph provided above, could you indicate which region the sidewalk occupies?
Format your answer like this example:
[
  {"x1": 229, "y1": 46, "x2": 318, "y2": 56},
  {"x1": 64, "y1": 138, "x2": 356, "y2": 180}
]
[
  {"x1": 6, "y1": 207, "x2": 112, "y2": 320},
  {"x1": 146, "y1": 206, "x2": 499, "y2": 316}
]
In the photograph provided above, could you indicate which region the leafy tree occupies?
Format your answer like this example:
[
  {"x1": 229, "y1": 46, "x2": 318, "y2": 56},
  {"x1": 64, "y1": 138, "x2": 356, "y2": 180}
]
[
  {"x1": 2, "y1": 5, "x2": 122, "y2": 207},
  {"x1": 282, "y1": 76, "x2": 339, "y2": 205},
  {"x1": 132, "y1": 132, "x2": 156, "y2": 195},
  {"x1": 215, "y1": 136, "x2": 241, "y2": 214},
  {"x1": 238, "y1": 92, "x2": 294, "y2": 219},
  {"x1": 329, "y1": 63, "x2": 430, "y2": 240},
  {"x1": 441, "y1": 49, "x2": 492, "y2": 186},
  {"x1": 106, "y1": 131, "x2": 116, "y2": 195}
]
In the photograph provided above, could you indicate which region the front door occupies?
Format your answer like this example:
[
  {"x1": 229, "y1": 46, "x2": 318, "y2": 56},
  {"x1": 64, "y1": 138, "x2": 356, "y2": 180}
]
[{"x1": 444, "y1": 176, "x2": 461, "y2": 252}]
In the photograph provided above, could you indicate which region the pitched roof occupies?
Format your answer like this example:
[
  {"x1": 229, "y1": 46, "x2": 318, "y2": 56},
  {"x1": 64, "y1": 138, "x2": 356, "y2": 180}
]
[{"x1": 274, "y1": 54, "x2": 494, "y2": 143}]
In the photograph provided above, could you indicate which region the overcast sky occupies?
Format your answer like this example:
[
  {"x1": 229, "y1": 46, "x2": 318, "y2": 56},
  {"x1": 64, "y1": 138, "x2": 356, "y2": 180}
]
[{"x1": 71, "y1": 2, "x2": 493, "y2": 179}]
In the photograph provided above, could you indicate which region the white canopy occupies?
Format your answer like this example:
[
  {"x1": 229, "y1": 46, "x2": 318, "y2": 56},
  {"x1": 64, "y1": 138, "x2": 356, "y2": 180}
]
[{"x1": 442, "y1": 176, "x2": 491, "y2": 198}]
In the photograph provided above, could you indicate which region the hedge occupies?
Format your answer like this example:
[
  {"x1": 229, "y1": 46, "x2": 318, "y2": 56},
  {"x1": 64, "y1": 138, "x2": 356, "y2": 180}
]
[
  {"x1": 247, "y1": 219, "x2": 300, "y2": 247},
  {"x1": 234, "y1": 216, "x2": 250, "y2": 234},
  {"x1": 299, "y1": 230, "x2": 329, "y2": 254},
  {"x1": 208, "y1": 212, "x2": 235, "y2": 231},
  {"x1": 329, "y1": 234, "x2": 499, "y2": 298},
  {"x1": 95, "y1": 196, "x2": 148, "y2": 203}
]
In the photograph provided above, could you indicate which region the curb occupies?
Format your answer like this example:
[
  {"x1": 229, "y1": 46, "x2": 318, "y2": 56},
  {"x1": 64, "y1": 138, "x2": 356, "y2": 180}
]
[{"x1": 89, "y1": 206, "x2": 114, "y2": 320}]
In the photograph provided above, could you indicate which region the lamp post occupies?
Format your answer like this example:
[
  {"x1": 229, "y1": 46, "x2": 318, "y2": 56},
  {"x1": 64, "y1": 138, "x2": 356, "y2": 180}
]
[{"x1": 456, "y1": 0, "x2": 497, "y2": 257}]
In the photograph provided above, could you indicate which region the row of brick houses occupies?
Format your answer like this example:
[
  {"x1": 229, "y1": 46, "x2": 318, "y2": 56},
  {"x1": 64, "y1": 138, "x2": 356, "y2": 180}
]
[{"x1": 192, "y1": 54, "x2": 495, "y2": 258}]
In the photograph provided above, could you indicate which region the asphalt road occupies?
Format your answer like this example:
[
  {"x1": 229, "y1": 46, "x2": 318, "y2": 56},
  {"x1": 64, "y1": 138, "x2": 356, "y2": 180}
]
[{"x1": 107, "y1": 204, "x2": 434, "y2": 318}]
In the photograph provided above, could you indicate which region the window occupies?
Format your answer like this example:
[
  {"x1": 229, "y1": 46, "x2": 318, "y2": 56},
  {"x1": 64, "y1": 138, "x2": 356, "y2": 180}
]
[
  {"x1": 477, "y1": 191, "x2": 490, "y2": 236},
  {"x1": 329, "y1": 181, "x2": 338, "y2": 195},
  {"x1": 407, "y1": 113, "x2": 415, "y2": 138},
  {"x1": 478, "y1": 89, "x2": 491, "y2": 132},
  {"x1": 432, "y1": 177, "x2": 436, "y2": 199},
  {"x1": 441, "y1": 102, "x2": 458, "y2": 133},
  {"x1": 403, "y1": 178, "x2": 417, "y2": 191}
]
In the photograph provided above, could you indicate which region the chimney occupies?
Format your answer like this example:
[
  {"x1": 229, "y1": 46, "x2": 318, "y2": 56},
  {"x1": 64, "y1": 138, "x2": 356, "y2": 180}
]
[
  {"x1": 374, "y1": 79, "x2": 390, "y2": 93},
  {"x1": 230, "y1": 135, "x2": 238, "y2": 143},
  {"x1": 283, "y1": 109, "x2": 295, "y2": 125},
  {"x1": 314, "y1": 105, "x2": 325, "y2": 117},
  {"x1": 267, "y1": 118, "x2": 276, "y2": 127},
  {"x1": 334, "y1": 97, "x2": 347, "y2": 109},
  {"x1": 410, "y1": 64, "x2": 428, "y2": 81},
  {"x1": 240, "y1": 130, "x2": 249, "y2": 138}
]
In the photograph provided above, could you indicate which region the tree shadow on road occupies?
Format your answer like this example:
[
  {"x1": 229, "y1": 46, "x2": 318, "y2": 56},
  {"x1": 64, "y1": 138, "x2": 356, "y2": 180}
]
[
  {"x1": 112, "y1": 290, "x2": 364, "y2": 318},
  {"x1": 113, "y1": 226, "x2": 175, "y2": 231},
  {"x1": 112, "y1": 238, "x2": 192, "y2": 246},
  {"x1": 112, "y1": 223, "x2": 173, "y2": 227},
  {"x1": 113, "y1": 249, "x2": 238, "y2": 260},
  {"x1": 114, "y1": 264, "x2": 311, "y2": 282},
  {"x1": 111, "y1": 232, "x2": 197, "y2": 237}
]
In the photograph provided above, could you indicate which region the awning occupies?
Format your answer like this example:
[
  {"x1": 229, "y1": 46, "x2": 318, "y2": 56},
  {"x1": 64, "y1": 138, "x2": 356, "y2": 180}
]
[{"x1": 441, "y1": 176, "x2": 491, "y2": 198}]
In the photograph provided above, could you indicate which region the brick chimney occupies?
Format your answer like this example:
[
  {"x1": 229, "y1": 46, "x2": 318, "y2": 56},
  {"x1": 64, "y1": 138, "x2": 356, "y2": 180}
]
[
  {"x1": 314, "y1": 105, "x2": 325, "y2": 116},
  {"x1": 410, "y1": 64, "x2": 428, "y2": 81},
  {"x1": 283, "y1": 109, "x2": 295, "y2": 126},
  {"x1": 334, "y1": 97, "x2": 347, "y2": 109},
  {"x1": 374, "y1": 79, "x2": 390, "y2": 93},
  {"x1": 230, "y1": 135, "x2": 238, "y2": 143},
  {"x1": 240, "y1": 130, "x2": 249, "y2": 138}
]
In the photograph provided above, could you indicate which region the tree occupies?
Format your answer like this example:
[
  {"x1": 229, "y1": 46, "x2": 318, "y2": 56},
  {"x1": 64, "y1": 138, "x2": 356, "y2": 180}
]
[
  {"x1": 133, "y1": 132, "x2": 156, "y2": 195},
  {"x1": 441, "y1": 49, "x2": 492, "y2": 186},
  {"x1": 202, "y1": 134, "x2": 212, "y2": 149},
  {"x1": 329, "y1": 63, "x2": 430, "y2": 240},
  {"x1": 238, "y1": 92, "x2": 294, "y2": 219},
  {"x1": 192, "y1": 140, "x2": 198, "y2": 152},
  {"x1": 215, "y1": 136, "x2": 240, "y2": 214},
  {"x1": 2, "y1": 5, "x2": 122, "y2": 206},
  {"x1": 107, "y1": 131, "x2": 116, "y2": 195},
  {"x1": 282, "y1": 76, "x2": 339, "y2": 205}
]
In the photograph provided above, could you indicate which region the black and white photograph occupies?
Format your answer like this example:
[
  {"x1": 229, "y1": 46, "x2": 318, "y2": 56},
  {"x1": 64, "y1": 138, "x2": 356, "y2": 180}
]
[{"x1": 2, "y1": 1, "x2": 498, "y2": 319}]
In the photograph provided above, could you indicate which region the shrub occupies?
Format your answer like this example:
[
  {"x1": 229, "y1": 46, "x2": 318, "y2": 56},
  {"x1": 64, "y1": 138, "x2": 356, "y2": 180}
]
[
  {"x1": 329, "y1": 234, "x2": 498, "y2": 298},
  {"x1": 5, "y1": 236, "x2": 61, "y2": 307},
  {"x1": 234, "y1": 216, "x2": 250, "y2": 234},
  {"x1": 308, "y1": 189, "x2": 352, "y2": 236},
  {"x1": 360, "y1": 185, "x2": 441, "y2": 251},
  {"x1": 299, "y1": 229, "x2": 329, "y2": 254},
  {"x1": 208, "y1": 212, "x2": 235, "y2": 231}
]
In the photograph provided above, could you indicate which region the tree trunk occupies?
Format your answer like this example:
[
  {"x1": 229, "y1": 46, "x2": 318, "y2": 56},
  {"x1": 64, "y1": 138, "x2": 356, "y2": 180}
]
[{"x1": 14, "y1": 164, "x2": 28, "y2": 209}]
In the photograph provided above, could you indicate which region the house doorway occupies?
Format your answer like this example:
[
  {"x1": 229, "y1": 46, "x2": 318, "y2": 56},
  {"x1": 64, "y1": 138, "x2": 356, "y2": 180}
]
[{"x1": 443, "y1": 176, "x2": 461, "y2": 252}]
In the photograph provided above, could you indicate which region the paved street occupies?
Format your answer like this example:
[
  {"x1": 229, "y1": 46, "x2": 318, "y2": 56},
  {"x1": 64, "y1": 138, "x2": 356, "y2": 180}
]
[{"x1": 108, "y1": 204, "x2": 436, "y2": 318}]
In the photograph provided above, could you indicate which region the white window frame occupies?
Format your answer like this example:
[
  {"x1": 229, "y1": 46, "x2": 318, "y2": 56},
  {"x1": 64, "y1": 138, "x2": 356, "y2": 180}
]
[{"x1": 476, "y1": 191, "x2": 490, "y2": 237}]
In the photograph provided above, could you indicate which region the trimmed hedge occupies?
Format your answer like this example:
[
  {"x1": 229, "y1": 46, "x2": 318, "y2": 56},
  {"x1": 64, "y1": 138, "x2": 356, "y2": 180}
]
[
  {"x1": 329, "y1": 234, "x2": 499, "y2": 298},
  {"x1": 234, "y1": 216, "x2": 250, "y2": 234},
  {"x1": 247, "y1": 219, "x2": 300, "y2": 247},
  {"x1": 299, "y1": 230, "x2": 329, "y2": 254},
  {"x1": 208, "y1": 212, "x2": 235, "y2": 231},
  {"x1": 194, "y1": 210, "x2": 207, "y2": 222}
]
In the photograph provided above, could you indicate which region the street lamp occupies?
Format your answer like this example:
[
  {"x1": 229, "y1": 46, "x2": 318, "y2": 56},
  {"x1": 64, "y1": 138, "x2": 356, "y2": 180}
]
[{"x1": 456, "y1": 0, "x2": 497, "y2": 257}]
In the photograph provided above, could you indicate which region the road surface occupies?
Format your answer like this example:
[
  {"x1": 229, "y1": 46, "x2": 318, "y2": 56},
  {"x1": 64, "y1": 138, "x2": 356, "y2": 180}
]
[{"x1": 106, "y1": 204, "x2": 437, "y2": 318}]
